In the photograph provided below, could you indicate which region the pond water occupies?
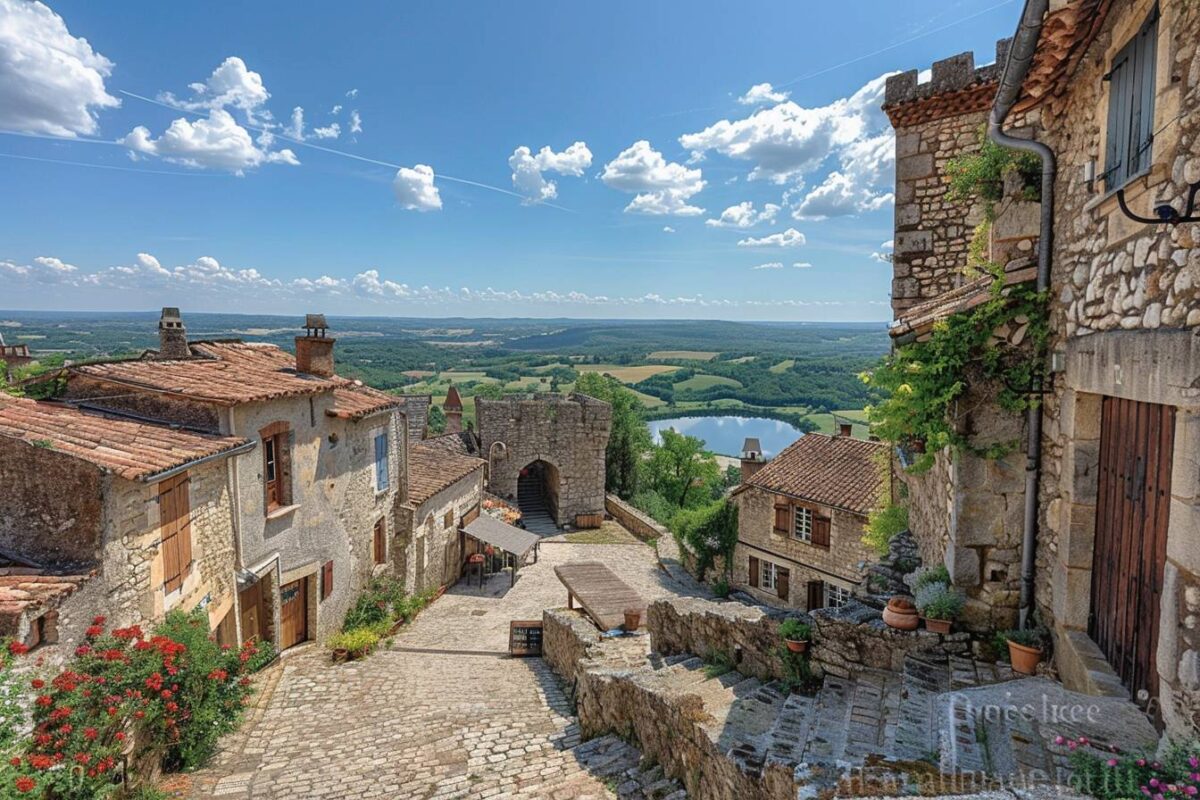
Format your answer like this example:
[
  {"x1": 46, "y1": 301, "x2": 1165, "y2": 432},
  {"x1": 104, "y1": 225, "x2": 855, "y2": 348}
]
[{"x1": 646, "y1": 415, "x2": 805, "y2": 458}]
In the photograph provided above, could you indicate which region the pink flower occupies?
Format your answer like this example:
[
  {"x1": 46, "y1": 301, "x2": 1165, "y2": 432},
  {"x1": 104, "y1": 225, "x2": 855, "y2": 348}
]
[
  {"x1": 1069, "y1": 741, "x2": 1078, "y2": 751},
  {"x1": 1108, "y1": 759, "x2": 1119, "y2": 767},
  {"x1": 1055, "y1": 736, "x2": 1066, "y2": 745}
]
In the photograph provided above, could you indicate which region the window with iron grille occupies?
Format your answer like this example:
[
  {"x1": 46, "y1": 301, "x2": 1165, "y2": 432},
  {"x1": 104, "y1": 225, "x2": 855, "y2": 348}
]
[
  {"x1": 1103, "y1": 6, "x2": 1158, "y2": 191},
  {"x1": 825, "y1": 583, "x2": 852, "y2": 609},
  {"x1": 793, "y1": 507, "x2": 813, "y2": 542}
]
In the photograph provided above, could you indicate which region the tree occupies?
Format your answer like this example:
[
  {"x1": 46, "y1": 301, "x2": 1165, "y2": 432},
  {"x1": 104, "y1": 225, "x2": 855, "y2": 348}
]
[
  {"x1": 427, "y1": 405, "x2": 447, "y2": 435},
  {"x1": 641, "y1": 428, "x2": 721, "y2": 509},
  {"x1": 574, "y1": 372, "x2": 650, "y2": 499},
  {"x1": 672, "y1": 498, "x2": 738, "y2": 580}
]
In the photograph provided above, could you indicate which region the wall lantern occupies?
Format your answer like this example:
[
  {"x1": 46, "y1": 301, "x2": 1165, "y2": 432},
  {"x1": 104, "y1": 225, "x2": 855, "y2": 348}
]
[{"x1": 1117, "y1": 181, "x2": 1200, "y2": 226}]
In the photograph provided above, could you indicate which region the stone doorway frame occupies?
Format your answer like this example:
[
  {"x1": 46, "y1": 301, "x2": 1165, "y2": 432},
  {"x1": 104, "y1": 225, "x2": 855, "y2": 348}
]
[{"x1": 1052, "y1": 330, "x2": 1200, "y2": 735}]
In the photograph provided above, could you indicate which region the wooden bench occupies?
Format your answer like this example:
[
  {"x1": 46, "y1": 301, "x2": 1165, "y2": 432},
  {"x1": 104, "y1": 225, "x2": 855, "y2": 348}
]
[{"x1": 553, "y1": 561, "x2": 646, "y2": 631}]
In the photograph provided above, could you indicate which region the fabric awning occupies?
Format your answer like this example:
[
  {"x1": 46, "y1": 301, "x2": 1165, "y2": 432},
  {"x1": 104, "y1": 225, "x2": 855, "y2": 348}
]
[{"x1": 463, "y1": 515, "x2": 540, "y2": 560}]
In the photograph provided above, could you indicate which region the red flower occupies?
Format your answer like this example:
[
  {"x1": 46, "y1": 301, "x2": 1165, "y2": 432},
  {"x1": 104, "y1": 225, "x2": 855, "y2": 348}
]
[
  {"x1": 29, "y1": 678, "x2": 44, "y2": 689},
  {"x1": 57, "y1": 724, "x2": 72, "y2": 735},
  {"x1": 34, "y1": 695, "x2": 52, "y2": 707},
  {"x1": 27, "y1": 754, "x2": 53, "y2": 770},
  {"x1": 106, "y1": 706, "x2": 118, "y2": 716},
  {"x1": 85, "y1": 625, "x2": 104, "y2": 638},
  {"x1": 166, "y1": 701, "x2": 179, "y2": 713},
  {"x1": 74, "y1": 752, "x2": 90, "y2": 765},
  {"x1": 8, "y1": 641, "x2": 29, "y2": 656},
  {"x1": 83, "y1": 728, "x2": 98, "y2": 740},
  {"x1": 208, "y1": 669, "x2": 228, "y2": 681},
  {"x1": 92, "y1": 615, "x2": 106, "y2": 626},
  {"x1": 133, "y1": 710, "x2": 145, "y2": 720},
  {"x1": 14, "y1": 776, "x2": 36, "y2": 793},
  {"x1": 74, "y1": 645, "x2": 91, "y2": 657},
  {"x1": 9, "y1": 757, "x2": 20, "y2": 767},
  {"x1": 114, "y1": 731, "x2": 126, "y2": 741},
  {"x1": 160, "y1": 689, "x2": 172, "y2": 700}
]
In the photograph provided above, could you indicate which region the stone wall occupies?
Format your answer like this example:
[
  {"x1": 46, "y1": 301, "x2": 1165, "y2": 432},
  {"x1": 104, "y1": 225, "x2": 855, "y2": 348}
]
[
  {"x1": 542, "y1": 607, "x2": 602, "y2": 688},
  {"x1": 809, "y1": 601, "x2": 947, "y2": 679},
  {"x1": 732, "y1": 485, "x2": 874, "y2": 610},
  {"x1": 477, "y1": 393, "x2": 611, "y2": 527},
  {"x1": 397, "y1": 467, "x2": 482, "y2": 594},
  {"x1": 0, "y1": 440, "x2": 104, "y2": 565},
  {"x1": 647, "y1": 597, "x2": 802, "y2": 682},
  {"x1": 605, "y1": 493, "x2": 667, "y2": 544}
]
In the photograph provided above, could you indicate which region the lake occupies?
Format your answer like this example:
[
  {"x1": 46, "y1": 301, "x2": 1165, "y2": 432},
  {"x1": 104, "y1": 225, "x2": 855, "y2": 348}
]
[{"x1": 647, "y1": 415, "x2": 805, "y2": 458}]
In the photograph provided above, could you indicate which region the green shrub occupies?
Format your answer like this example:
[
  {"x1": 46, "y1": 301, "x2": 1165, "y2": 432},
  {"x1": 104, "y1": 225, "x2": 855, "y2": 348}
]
[
  {"x1": 778, "y1": 619, "x2": 812, "y2": 642},
  {"x1": 863, "y1": 503, "x2": 908, "y2": 557},
  {"x1": 702, "y1": 651, "x2": 734, "y2": 679},
  {"x1": 328, "y1": 628, "x2": 381, "y2": 657},
  {"x1": 1068, "y1": 739, "x2": 1200, "y2": 800},
  {"x1": 914, "y1": 583, "x2": 963, "y2": 621},
  {"x1": 911, "y1": 564, "x2": 950, "y2": 591},
  {"x1": 671, "y1": 499, "x2": 738, "y2": 581},
  {"x1": 711, "y1": 577, "x2": 730, "y2": 598},
  {"x1": 1001, "y1": 627, "x2": 1046, "y2": 649}
]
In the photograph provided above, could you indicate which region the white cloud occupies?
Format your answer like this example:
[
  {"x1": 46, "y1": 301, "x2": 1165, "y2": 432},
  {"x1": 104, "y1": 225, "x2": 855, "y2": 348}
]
[
  {"x1": 508, "y1": 141, "x2": 593, "y2": 203},
  {"x1": 348, "y1": 110, "x2": 362, "y2": 134},
  {"x1": 0, "y1": 260, "x2": 30, "y2": 279},
  {"x1": 284, "y1": 106, "x2": 304, "y2": 140},
  {"x1": 792, "y1": 131, "x2": 894, "y2": 219},
  {"x1": 871, "y1": 239, "x2": 894, "y2": 263},
  {"x1": 601, "y1": 140, "x2": 705, "y2": 216},
  {"x1": 160, "y1": 56, "x2": 270, "y2": 121},
  {"x1": 330, "y1": 104, "x2": 342, "y2": 115},
  {"x1": 737, "y1": 228, "x2": 806, "y2": 248},
  {"x1": 345, "y1": 88, "x2": 358, "y2": 98},
  {"x1": 32, "y1": 256, "x2": 77, "y2": 277},
  {"x1": 705, "y1": 201, "x2": 779, "y2": 229},
  {"x1": 392, "y1": 164, "x2": 442, "y2": 211},
  {"x1": 751, "y1": 262, "x2": 783, "y2": 270},
  {"x1": 792, "y1": 262, "x2": 813, "y2": 269},
  {"x1": 121, "y1": 109, "x2": 299, "y2": 174},
  {"x1": 311, "y1": 122, "x2": 340, "y2": 140},
  {"x1": 738, "y1": 82, "x2": 789, "y2": 106},
  {"x1": 663, "y1": 226, "x2": 676, "y2": 234},
  {"x1": 680, "y1": 73, "x2": 892, "y2": 186},
  {"x1": 0, "y1": 0, "x2": 120, "y2": 136}
]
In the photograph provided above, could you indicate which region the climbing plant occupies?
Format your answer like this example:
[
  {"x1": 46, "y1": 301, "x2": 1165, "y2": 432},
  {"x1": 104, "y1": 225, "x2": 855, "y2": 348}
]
[{"x1": 944, "y1": 128, "x2": 1041, "y2": 220}]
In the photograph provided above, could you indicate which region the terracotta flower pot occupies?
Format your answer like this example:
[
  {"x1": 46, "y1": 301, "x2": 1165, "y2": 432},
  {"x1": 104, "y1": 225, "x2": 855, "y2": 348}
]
[
  {"x1": 882, "y1": 597, "x2": 920, "y2": 631},
  {"x1": 922, "y1": 617, "x2": 952, "y2": 635},
  {"x1": 785, "y1": 638, "x2": 808, "y2": 654},
  {"x1": 623, "y1": 609, "x2": 641, "y2": 631},
  {"x1": 332, "y1": 648, "x2": 349, "y2": 663},
  {"x1": 1008, "y1": 640, "x2": 1043, "y2": 675}
]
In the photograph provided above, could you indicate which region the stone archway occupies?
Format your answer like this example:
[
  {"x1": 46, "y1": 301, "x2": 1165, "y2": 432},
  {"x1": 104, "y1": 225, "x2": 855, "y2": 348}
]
[{"x1": 517, "y1": 459, "x2": 560, "y2": 534}]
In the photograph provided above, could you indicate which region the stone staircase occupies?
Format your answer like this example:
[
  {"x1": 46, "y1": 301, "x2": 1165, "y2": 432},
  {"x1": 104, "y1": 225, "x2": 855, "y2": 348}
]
[
  {"x1": 518, "y1": 473, "x2": 559, "y2": 535},
  {"x1": 515, "y1": 733, "x2": 687, "y2": 799},
  {"x1": 633, "y1": 650, "x2": 1157, "y2": 798}
]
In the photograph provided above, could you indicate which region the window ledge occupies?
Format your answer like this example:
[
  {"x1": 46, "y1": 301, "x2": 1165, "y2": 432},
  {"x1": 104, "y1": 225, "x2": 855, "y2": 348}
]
[{"x1": 266, "y1": 503, "x2": 301, "y2": 521}]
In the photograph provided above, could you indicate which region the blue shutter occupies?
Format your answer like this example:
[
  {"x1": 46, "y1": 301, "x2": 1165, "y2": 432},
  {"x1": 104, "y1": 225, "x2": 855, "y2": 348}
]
[
  {"x1": 375, "y1": 433, "x2": 389, "y2": 490},
  {"x1": 1105, "y1": 7, "x2": 1158, "y2": 189},
  {"x1": 1130, "y1": 8, "x2": 1158, "y2": 178},
  {"x1": 1104, "y1": 46, "x2": 1132, "y2": 189}
]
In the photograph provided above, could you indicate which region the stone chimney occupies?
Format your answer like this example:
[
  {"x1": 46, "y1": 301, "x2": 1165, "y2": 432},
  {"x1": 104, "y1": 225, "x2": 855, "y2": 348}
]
[
  {"x1": 443, "y1": 384, "x2": 463, "y2": 434},
  {"x1": 294, "y1": 313, "x2": 336, "y2": 377},
  {"x1": 838, "y1": 423, "x2": 854, "y2": 437},
  {"x1": 157, "y1": 307, "x2": 190, "y2": 360},
  {"x1": 740, "y1": 437, "x2": 765, "y2": 482}
]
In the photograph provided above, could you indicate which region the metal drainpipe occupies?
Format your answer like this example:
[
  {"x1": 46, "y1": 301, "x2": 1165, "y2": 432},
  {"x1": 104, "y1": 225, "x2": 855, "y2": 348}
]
[{"x1": 987, "y1": 0, "x2": 1055, "y2": 630}]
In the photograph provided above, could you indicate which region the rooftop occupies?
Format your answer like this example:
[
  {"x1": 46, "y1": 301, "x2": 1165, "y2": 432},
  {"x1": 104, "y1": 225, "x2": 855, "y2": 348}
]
[
  {"x1": 0, "y1": 569, "x2": 93, "y2": 637},
  {"x1": 736, "y1": 433, "x2": 887, "y2": 515},
  {"x1": 0, "y1": 396, "x2": 250, "y2": 482},
  {"x1": 406, "y1": 440, "x2": 484, "y2": 507},
  {"x1": 326, "y1": 384, "x2": 401, "y2": 421},
  {"x1": 891, "y1": 262, "x2": 1036, "y2": 341}
]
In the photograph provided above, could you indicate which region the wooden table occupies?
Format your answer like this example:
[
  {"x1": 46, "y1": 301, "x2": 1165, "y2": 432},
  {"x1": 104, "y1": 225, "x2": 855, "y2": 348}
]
[{"x1": 553, "y1": 561, "x2": 646, "y2": 631}]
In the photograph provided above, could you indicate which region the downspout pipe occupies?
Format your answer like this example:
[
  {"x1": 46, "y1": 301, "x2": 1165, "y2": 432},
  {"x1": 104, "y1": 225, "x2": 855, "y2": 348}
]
[{"x1": 987, "y1": 0, "x2": 1055, "y2": 630}]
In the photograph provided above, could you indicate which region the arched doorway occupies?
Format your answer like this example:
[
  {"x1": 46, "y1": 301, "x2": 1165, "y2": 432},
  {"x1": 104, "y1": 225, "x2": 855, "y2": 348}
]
[{"x1": 518, "y1": 459, "x2": 559, "y2": 535}]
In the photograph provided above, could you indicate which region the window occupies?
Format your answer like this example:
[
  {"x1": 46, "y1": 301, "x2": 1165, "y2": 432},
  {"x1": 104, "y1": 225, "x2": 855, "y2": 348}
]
[
  {"x1": 374, "y1": 431, "x2": 390, "y2": 491},
  {"x1": 793, "y1": 507, "x2": 813, "y2": 542},
  {"x1": 321, "y1": 561, "x2": 334, "y2": 601},
  {"x1": 373, "y1": 519, "x2": 386, "y2": 565},
  {"x1": 443, "y1": 510, "x2": 454, "y2": 529},
  {"x1": 260, "y1": 422, "x2": 292, "y2": 513},
  {"x1": 825, "y1": 583, "x2": 852, "y2": 609},
  {"x1": 1103, "y1": 6, "x2": 1158, "y2": 190},
  {"x1": 760, "y1": 560, "x2": 778, "y2": 592},
  {"x1": 159, "y1": 473, "x2": 193, "y2": 594}
]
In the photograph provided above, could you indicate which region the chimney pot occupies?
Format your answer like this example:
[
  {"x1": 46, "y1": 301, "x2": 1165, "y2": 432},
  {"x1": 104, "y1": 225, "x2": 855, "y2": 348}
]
[
  {"x1": 295, "y1": 313, "x2": 336, "y2": 377},
  {"x1": 157, "y1": 307, "x2": 190, "y2": 360},
  {"x1": 839, "y1": 423, "x2": 854, "y2": 437}
]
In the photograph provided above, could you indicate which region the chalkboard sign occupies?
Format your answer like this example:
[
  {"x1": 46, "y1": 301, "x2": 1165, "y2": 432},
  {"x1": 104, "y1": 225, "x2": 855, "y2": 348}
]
[{"x1": 509, "y1": 620, "x2": 543, "y2": 656}]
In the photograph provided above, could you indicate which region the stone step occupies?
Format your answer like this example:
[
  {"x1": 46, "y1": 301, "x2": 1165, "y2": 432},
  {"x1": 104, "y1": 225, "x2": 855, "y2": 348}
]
[
  {"x1": 892, "y1": 653, "x2": 951, "y2": 763},
  {"x1": 764, "y1": 692, "x2": 815, "y2": 770}
]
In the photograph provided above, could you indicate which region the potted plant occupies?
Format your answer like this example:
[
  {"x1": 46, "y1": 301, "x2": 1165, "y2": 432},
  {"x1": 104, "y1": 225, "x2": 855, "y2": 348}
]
[
  {"x1": 623, "y1": 608, "x2": 642, "y2": 631},
  {"x1": 915, "y1": 582, "x2": 963, "y2": 635},
  {"x1": 882, "y1": 596, "x2": 920, "y2": 631},
  {"x1": 1002, "y1": 628, "x2": 1045, "y2": 675},
  {"x1": 779, "y1": 619, "x2": 812, "y2": 653}
]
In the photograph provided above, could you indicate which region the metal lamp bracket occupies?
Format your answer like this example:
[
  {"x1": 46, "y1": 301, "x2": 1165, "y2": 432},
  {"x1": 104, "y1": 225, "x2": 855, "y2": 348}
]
[{"x1": 1116, "y1": 181, "x2": 1200, "y2": 226}]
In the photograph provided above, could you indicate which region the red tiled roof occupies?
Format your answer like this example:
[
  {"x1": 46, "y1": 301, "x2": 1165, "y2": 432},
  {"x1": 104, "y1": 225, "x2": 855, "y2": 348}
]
[
  {"x1": 406, "y1": 441, "x2": 483, "y2": 507},
  {"x1": 891, "y1": 263, "x2": 1036, "y2": 341},
  {"x1": 0, "y1": 397, "x2": 249, "y2": 481},
  {"x1": 443, "y1": 385, "x2": 463, "y2": 411},
  {"x1": 70, "y1": 341, "x2": 340, "y2": 405},
  {"x1": 0, "y1": 570, "x2": 92, "y2": 637},
  {"x1": 736, "y1": 433, "x2": 887, "y2": 515},
  {"x1": 419, "y1": 431, "x2": 480, "y2": 457},
  {"x1": 326, "y1": 384, "x2": 401, "y2": 421}
]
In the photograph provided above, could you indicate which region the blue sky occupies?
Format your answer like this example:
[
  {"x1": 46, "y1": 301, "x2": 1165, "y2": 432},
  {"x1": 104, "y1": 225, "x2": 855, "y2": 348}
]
[{"x1": 0, "y1": 0, "x2": 1018, "y2": 320}]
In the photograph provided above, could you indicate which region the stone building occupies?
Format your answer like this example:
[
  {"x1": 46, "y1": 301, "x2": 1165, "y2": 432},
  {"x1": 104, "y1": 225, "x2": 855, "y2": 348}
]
[
  {"x1": 28, "y1": 309, "x2": 410, "y2": 652},
  {"x1": 0, "y1": 395, "x2": 252, "y2": 659},
  {"x1": 0, "y1": 333, "x2": 34, "y2": 382},
  {"x1": 394, "y1": 438, "x2": 484, "y2": 594},
  {"x1": 475, "y1": 393, "x2": 611, "y2": 529},
  {"x1": 885, "y1": 0, "x2": 1200, "y2": 737},
  {"x1": 730, "y1": 432, "x2": 887, "y2": 610}
]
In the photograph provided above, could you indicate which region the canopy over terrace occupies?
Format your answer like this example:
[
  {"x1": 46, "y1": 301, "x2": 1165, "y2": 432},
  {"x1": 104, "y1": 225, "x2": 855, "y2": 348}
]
[{"x1": 462, "y1": 515, "x2": 540, "y2": 587}]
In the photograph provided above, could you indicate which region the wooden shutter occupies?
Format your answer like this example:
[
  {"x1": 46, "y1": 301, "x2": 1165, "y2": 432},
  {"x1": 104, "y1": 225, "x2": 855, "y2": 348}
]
[
  {"x1": 177, "y1": 476, "x2": 192, "y2": 574},
  {"x1": 373, "y1": 519, "x2": 386, "y2": 564},
  {"x1": 776, "y1": 567, "x2": 790, "y2": 602},
  {"x1": 811, "y1": 514, "x2": 832, "y2": 548},
  {"x1": 773, "y1": 500, "x2": 790, "y2": 535},
  {"x1": 806, "y1": 580, "x2": 825, "y2": 611},
  {"x1": 159, "y1": 474, "x2": 190, "y2": 594},
  {"x1": 321, "y1": 560, "x2": 334, "y2": 601},
  {"x1": 462, "y1": 504, "x2": 480, "y2": 526},
  {"x1": 748, "y1": 556, "x2": 759, "y2": 587}
]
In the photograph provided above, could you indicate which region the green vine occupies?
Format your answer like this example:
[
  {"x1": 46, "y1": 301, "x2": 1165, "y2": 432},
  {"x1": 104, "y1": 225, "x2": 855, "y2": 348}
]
[{"x1": 944, "y1": 127, "x2": 1041, "y2": 221}]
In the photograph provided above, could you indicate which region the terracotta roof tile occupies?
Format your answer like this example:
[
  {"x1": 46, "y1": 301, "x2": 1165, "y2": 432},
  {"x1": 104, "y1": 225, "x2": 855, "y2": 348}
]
[
  {"x1": 0, "y1": 570, "x2": 92, "y2": 637},
  {"x1": 0, "y1": 397, "x2": 249, "y2": 481},
  {"x1": 326, "y1": 385, "x2": 400, "y2": 421},
  {"x1": 891, "y1": 264, "x2": 1036, "y2": 340},
  {"x1": 71, "y1": 341, "x2": 340, "y2": 405},
  {"x1": 738, "y1": 433, "x2": 887, "y2": 515},
  {"x1": 406, "y1": 441, "x2": 483, "y2": 507},
  {"x1": 419, "y1": 431, "x2": 480, "y2": 457}
]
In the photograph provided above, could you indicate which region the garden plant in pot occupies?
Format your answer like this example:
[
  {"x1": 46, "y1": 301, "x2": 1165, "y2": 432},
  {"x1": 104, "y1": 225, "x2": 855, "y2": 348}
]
[
  {"x1": 779, "y1": 619, "x2": 813, "y2": 653},
  {"x1": 1002, "y1": 628, "x2": 1046, "y2": 675},
  {"x1": 914, "y1": 581, "x2": 964, "y2": 634}
]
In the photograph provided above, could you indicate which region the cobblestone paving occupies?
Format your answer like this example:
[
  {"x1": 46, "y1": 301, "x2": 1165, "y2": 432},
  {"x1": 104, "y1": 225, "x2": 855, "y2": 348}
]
[{"x1": 174, "y1": 539, "x2": 702, "y2": 799}]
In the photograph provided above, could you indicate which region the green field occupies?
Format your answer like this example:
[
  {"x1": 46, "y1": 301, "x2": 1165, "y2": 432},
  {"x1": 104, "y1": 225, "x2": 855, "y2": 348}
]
[
  {"x1": 649, "y1": 350, "x2": 718, "y2": 361},
  {"x1": 768, "y1": 359, "x2": 795, "y2": 374},
  {"x1": 673, "y1": 374, "x2": 742, "y2": 391},
  {"x1": 579, "y1": 364, "x2": 679, "y2": 383}
]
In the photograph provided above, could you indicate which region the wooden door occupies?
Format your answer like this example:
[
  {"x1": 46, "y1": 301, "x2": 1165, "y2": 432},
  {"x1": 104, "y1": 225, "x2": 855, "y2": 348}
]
[
  {"x1": 239, "y1": 582, "x2": 263, "y2": 644},
  {"x1": 279, "y1": 579, "x2": 308, "y2": 649},
  {"x1": 1089, "y1": 396, "x2": 1174, "y2": 716}
]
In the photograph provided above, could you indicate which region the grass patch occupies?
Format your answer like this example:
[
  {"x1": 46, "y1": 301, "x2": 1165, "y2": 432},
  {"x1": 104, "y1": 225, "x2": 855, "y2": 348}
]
[
  {"x1": 579, "y1": 363, "x2": 680, "y2": 383},
  {"x1": 768, "y1": 358, "x2": 796, "y2": 374},
  {"x1": 556, "y1": 522, "x2": 642, "y2": 544},
  {"x1": 650, "y1": 350, "x2": 718, "y2": 361},
  {"x1": 673, "y1": 374, "x2": 742, "y2": 391}
]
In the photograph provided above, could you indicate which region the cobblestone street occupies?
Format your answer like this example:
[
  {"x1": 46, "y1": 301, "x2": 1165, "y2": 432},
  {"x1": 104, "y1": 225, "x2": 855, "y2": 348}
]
[{"x1": 173, "y1": 539, "x2": 703, "y2": 799}]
